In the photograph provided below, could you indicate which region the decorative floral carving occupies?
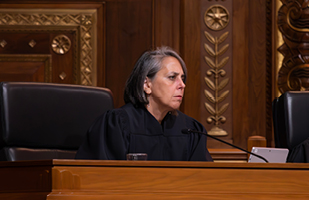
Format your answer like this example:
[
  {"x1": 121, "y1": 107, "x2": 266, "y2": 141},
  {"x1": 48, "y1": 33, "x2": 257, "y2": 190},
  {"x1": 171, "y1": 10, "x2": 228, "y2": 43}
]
[
  {"x1": 277, "y1": 0, "x2": 309, "y2": 93},
  {"x1": 204, "y1": 31, "x2": 229, "y2": 136},
  {"x1": 51, "y1": 35, "x2": 71, "y2": 55}
]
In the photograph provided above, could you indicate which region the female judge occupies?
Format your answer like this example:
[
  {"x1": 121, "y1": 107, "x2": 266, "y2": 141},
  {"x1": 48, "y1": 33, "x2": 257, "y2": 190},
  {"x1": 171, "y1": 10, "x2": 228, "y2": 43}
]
[{"x1": 76, "y1": 47, "x2": 213, "y2": 161}]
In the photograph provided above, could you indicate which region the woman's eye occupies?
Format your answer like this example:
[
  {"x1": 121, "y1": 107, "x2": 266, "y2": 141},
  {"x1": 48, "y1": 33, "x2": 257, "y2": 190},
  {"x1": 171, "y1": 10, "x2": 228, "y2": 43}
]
[{"x1": 169, "y1": 76, "x2": 175, "y2": 80}]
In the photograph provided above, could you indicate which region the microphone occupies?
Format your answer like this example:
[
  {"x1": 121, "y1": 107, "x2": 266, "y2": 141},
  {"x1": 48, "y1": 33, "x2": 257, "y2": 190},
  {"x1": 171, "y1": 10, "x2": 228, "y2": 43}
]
[{"x1": 181, "y1": 129, "x2": 269, "y2": 163}]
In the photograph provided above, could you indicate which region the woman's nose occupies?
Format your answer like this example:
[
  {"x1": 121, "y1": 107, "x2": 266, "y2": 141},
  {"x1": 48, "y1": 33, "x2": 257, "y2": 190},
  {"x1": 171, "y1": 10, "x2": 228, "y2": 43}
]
[{"x1": 178, "y1": 78, "x2": 186, "y2": 89}]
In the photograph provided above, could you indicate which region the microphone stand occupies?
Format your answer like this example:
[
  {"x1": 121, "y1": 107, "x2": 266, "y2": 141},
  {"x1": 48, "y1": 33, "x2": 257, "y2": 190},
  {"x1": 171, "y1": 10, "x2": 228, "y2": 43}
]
[{"x1": 183, "y1": 129, "x2": 269, "y2": 163}]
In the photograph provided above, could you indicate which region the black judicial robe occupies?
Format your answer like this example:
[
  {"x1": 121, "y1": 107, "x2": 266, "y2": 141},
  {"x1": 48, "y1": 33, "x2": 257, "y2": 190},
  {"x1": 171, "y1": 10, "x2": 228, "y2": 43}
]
[
  {"x1": 286, "y1": 138, "x2": 309, "y2": 163},
  {"x1": 76, "y1": 103, "x2": 213, "y2": 161}
]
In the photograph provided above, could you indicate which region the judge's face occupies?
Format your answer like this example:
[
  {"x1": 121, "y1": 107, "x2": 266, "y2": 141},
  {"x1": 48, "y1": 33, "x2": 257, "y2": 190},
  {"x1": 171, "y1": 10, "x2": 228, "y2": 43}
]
[{"x1": 144, "y1": 56, "x2": 186, "y2": 112}]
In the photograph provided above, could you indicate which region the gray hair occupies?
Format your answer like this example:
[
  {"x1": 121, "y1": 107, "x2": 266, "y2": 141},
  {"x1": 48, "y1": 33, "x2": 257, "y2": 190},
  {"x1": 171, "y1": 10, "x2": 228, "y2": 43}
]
[{"x1": 124, "y1": 46, "x2": 187, "y2": 107}]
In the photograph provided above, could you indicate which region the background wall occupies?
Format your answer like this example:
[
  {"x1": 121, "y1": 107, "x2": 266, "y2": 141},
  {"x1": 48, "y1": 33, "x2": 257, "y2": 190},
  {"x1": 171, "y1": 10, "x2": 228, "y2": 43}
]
[{"x1": 0, "y1": 0, "x2": 277, "y2": 161}]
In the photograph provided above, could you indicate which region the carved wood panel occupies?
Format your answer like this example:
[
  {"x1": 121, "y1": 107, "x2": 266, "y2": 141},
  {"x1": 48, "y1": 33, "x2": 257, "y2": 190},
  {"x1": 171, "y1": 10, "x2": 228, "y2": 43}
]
[
  {"x1": 0, "y1": 31, "x2": 74, "y2": 83},
  {"x1": 0, "y1": 54, "x2": 51, "y2": 82},
  {"x1": 0, "y1": 6, "x2": 100, "y2": 86},
  {"x1": 104, "y1": 0, "x2": 154, "y2": 107},
  {"x1": 200, "y1": 0, "x2": 233, "y2": 148},
  {"x1": 182, "y1": 0, "x2": 274, "y2": 150},
  {"x1": 277, "y1": 0, "x2": 309, "y2": 93}
]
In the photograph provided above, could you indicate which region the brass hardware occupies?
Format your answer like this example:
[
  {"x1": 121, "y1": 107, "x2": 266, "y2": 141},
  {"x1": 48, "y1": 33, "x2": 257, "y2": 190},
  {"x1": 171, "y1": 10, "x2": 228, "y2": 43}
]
[
  {"x1": 0, "y1": 40, "x2": 7, "y2": 48},
  {"x1": 59, "y1": 72, "x2": 67, "y2": 80},
  {"x1": 51, "y1": 35, "x2": 71, "y2": 55},
  {"x1": 204, "y1": 5, "x2": 229, "y2": 31},
  {"x1": 203, "y1": 31, "x2": 229, "y2": 136},
  {"x1": 28, "y1": 39, "x2": 36, "y2": 48}
]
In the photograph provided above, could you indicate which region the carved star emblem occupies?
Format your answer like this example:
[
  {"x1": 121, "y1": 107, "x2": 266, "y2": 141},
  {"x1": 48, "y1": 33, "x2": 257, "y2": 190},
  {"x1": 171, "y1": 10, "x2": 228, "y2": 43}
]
[{"x1": 205, "y1": 6, "x2": 229, "y2": 31}]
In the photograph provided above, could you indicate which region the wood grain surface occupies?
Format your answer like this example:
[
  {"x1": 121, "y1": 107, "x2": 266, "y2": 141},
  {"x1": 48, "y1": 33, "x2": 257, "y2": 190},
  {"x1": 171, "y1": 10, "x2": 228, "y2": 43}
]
[{"x1": 0, "y1": 160, "x2": 308, "y2": 200}]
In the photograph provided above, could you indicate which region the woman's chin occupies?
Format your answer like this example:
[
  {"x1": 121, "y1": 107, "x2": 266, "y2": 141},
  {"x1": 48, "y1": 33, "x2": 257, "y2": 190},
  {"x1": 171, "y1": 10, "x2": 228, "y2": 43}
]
[{"x1": 170, "y1": 103, "x2": 181, "y2": 110}]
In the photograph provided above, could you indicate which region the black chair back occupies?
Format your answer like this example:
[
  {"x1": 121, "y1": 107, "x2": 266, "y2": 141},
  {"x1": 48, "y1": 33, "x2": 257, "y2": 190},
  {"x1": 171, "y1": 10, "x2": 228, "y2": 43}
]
[
  {"x1": 272, "y1": 91, "x2": 309, "y2": 162},
  {"x1": 0, "y1": 82, "x2": 114, "y2": 161}
]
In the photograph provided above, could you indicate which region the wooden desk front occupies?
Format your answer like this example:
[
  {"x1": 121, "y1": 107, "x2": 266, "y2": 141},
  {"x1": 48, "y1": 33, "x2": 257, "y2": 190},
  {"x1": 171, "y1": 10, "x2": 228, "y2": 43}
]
[{"x1": 0, "y1": 160, "x2": 308, "y2": 199}]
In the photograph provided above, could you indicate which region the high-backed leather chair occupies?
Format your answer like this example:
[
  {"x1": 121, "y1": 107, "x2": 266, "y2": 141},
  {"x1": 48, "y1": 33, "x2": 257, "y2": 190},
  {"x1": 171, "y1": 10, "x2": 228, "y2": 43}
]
[
  {"x1": 272, "y1": 91, "x2": 309, "y2": 162},
  {"x1": 0, "y1": 82, "x2": 114, "y2": 161}
]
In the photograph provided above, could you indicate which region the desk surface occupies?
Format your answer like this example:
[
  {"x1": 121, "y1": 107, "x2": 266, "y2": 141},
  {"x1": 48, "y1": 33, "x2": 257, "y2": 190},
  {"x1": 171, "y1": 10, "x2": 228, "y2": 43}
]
[
  {"x1": 1, "y1": 159, "x2": 309, "y2": 168},
  {"x1": 0, "y1": 160, "x2": 309, "y2": 200}
]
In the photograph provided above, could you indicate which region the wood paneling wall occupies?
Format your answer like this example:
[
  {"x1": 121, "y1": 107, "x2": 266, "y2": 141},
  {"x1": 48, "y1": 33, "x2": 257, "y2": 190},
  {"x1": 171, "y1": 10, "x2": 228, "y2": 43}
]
[
  {"x1": 104, "y1": 0, "x2": 153, "y2": 107},
  {"x1": 0, "y1": 0, "x2": 275, "y2": 153},
  {"x1": 181, "y1": 0, "x2": 273, "y2": 150}
]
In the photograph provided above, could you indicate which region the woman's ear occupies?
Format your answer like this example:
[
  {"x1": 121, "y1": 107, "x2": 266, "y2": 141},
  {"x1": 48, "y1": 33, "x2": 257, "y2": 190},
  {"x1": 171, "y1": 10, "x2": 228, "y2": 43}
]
[{"x1": 144, "y1": 77, "x2": 152, "y2": 95}]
